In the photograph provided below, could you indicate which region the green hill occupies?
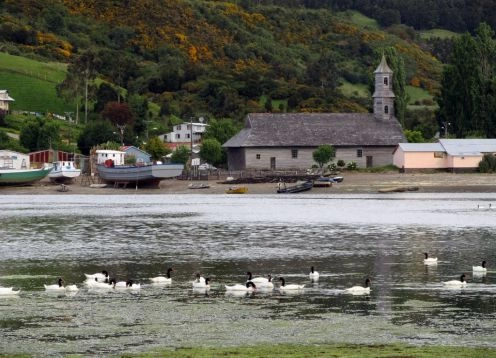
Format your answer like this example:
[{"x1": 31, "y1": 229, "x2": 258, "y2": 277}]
[{"x1": 0, "y1": 52, "x2": 74, "y2": 113}]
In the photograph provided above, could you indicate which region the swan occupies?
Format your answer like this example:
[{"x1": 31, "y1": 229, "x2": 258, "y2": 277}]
[
  {"x1": 0, "y1": 286, "x2": 20, "y2": 295},
  {"x1": 85, "y1": 277, "x2": 113, "y2": 289},
  {"x1": 257, "y1": 274, "x2": 274, "y2": 290},
  {"x1": 423, "y1": 252, "x2": 438, "y2": 265},
  {"x1": 309, "y1": 266, "x2": 320, "y2": 281},
  {"x1": 246, "y1": 271, "x2": 269, "y2": 284},
  {"x1": 344, "y1": 278, "x2": 371, "y2": 295},
  {"x1": 473, "y1": 261, "x2": 487, "y2": 272},
  {"x1": 44, "y1": 278, "x2": 66, "y2": 291},
  {"x1": 278, "y1": 277, "x2": 305, "y2": 290},
  {"x1": 477, "y1": 203, "x2": 492, "y2": 209},
  {"x1": 443, "y1": 274, "x2": 467, "y2": 287},
  {"x1": 150, "y1": 267, "x2": 174, "y2": 284},
  {"x1": 84, "y1": 270, "x2": 109, "y2": 282},
  {"x1": 192, "y1": 277, "x2": 210, "y2": 289},
  {"x1": 225, "y1": 281, "x2": 257, "y2": 292}
]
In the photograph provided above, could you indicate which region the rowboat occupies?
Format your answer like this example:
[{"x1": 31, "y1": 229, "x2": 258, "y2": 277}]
[
  {"x1": 0, "y1": 167, "x2": 52, "y2": 186},
  {"x1": 225, "y1": 185, "x2": 248, "y2": 194},
  {"x1": 96, "y1": 163, "x2": 184, "y2": 188},
  {"x1": 277, "y1": 180, "x2": 313, "y2": 193}
]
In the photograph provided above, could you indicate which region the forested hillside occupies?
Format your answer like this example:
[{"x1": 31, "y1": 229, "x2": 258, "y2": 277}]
[{"x1": 1, "y1": 0, "x2": 494, "y2": 154}]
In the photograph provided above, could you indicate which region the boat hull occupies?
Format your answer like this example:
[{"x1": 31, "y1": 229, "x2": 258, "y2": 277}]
[
  {"x1": 0, "y1": 168, "x2": 52, "y2": 186},
  {"x1": 277, "y1": 181, "x2": 313, "y2": 193},
  {"x1": 225, "y1": 186, "x2": 248, "y2": 194},
  {"x1": 97, "y1": 163, "x2": 184, "y2": 187}
]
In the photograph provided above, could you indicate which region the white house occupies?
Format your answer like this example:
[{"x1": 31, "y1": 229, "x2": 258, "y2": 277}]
[
  {"x1": 0, "y1": 90, "x2": 15, "y2": 111},
  {"x1": 162, "y1": 122, "x2": 208, "y2": 146},
  {"x1": 0, "y1": 150, "x2": 29, "y2": 169},
  {"x1": 95, "y1": 149, "x2": 126, "y2": 166},
  {"x1": 393, "y1": 139, "x2": 496, "y2": 172}
]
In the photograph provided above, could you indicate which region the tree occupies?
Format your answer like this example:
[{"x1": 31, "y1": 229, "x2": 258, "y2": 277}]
[
  {"x1": 199, "y1": 138, "x2": 222, "y2": 166},
  {"x1": 57, "y1": 71, "x2": 83, "y2": 124},
  {"x1": 381, "y1": 47, "x2": 409, "y2": 127},
  {"x1": 143, "y1": 136, "x2": 170, "y2": 162},
  {"x1": 404, "y1": 129, "x2": 425, "y2": 143},
  {"x1": 312, "y1": 144, "x2": 335, "y2": 170},
  {"x1": 170, "y1": 145, "x2": 190, "y2": 165},
  {"x1": 19, "y1": 118, "x2": 60, "y2": 152},
  {"x1": 101, "y1": 102, "x2": 134, "y2": 145},
  {"x1": 71, "y1": 50, "x2": 101, "y2": 123},
  {"x1": 77, "y1": 120, "x2": 116, "y2": 155},
  {"x1": 203, "y1": 118, "x2": 241, "y2": 165}
]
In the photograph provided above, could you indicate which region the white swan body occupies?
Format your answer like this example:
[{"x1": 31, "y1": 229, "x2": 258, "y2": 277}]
[
  {"x1": 151, "y1": 268, "x2": 174, "y2": 284},
  {"x1": 85, "y1": 279, "x2": 112, "y2": 289},
  {"x1": 84, "y1": 270, "x2": 109, "y2": 282},
  {"x1": 110, "y1": 279, "x2": 140, "y2": 290},
  {"x1": 344, "y1": 278, "x2": 371, "y2": 295},
  {"x1": 246, "y1": 272, "x2": 269, "y2": 284},
  {"x1": 443, "y1": 274, "x2": 467, "y2": 287},
  {"x1": 278, "y1": 277, "x2": 305, "y2": 290},
  {"x1": 0, "y1": 287, "x2": 20, "y2": 295},
  {"x1": 309, "y1": 266, "x2": 320, "y2": 281},
  {"x1": 44, "y1": 278, "x2": 66, "y2": 291},
  {"x1": 257, "y1": 275, "x2": 274, "y2": 290},
  {"x1": 473, "y1": 260, "x2": 487, "y2": 272},
  {"x1": 193, "y1": 277, "x2": 210, "y2": 289},
  {"x1": 65, "y1": 285, "x2": 79, "y2": 292},
  {"x1": 423, "y1": 253, "x2": 438, "y2": 265},
  {"x1": 225, "y1": 282, "x2": 256, "y2": 292}
]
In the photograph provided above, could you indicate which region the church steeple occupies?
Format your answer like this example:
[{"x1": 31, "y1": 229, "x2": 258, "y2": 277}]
[{"x1": 372, "y1": 55, "x2": 395, "y2": 120}]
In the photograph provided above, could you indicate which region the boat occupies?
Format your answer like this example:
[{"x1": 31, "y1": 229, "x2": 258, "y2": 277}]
[
  {"x1": 277, "y1": 180, "x2": 313, "y2": 193},
  {"x1": 97, "y1": 162, "x2": 184, "y2": 188},
  {"x1": 48, "y1": 161, "x2": 81, "y2": 183},
  {"x1": 188, "y1": 183, "x2": 210, "y2": 189},
  {"x1": 0, "y1": 167, "x2": 52, "y2": 186},
  {"x1": 313, "y1": 177, "x2": 334, "y2": 187},
  {"x1": 225, "y1": 185, "x2": 248, "y2": 194}
]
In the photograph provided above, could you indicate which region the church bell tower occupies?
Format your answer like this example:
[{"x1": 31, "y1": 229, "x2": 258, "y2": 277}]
[{"x1": 372, "y1": 55, "x2": 395, "y2": 120}]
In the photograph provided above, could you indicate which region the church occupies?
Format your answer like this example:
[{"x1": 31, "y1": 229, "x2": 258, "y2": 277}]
[{"x1": 222, "y1": 56, "x2": 406, "y2": 171}]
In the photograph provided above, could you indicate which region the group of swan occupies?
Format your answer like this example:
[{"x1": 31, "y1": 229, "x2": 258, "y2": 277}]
[
  {"x1": 424, "y1": 252, "x2": 488, "y2": 287},
  {"x1": 477, "y1": 203, "x2": 493, "y2": 209},
  {"x1": 44, "y1": 278, "x2": 78, "y2": 292}
]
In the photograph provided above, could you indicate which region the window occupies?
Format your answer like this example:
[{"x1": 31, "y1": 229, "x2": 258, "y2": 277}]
[
  {"x1": 384, "y1": 77, "x2": 388, "y2": 86},
  {"x1": 357, "y1": 149, "x2": 363, "y2": 158},
  {"x1": 256, "y1": 154, "x2": 260, "y2": 160},
  {"x1": 291, "y1": 149, "x2": 298, "y2": 159},
  {"x1": 186, "y1": 133, "x2": 190, "y2": 139},
  {"x1": 384, "y1": 105, "x2": 389, "y2": 114},
  {"x1": 176, "y1": 125, "x2": 181, "y2": 130},
  {"x1": 176, "y1": 134, "x2": 180, "y2": 139},
  {"x1": 434, "y1": 152, "x2": 444, "y2": 158}
]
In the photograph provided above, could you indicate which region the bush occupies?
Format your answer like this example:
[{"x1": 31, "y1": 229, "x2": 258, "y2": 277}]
[
  {"x1": 479, "y1": 154, "x2": 496, "y2": 173},
  {"x1": 346, "y1": 161, "x2": 357, "y2": 170},
  {"x1": 337, "y1": 159, "x2": 345, "y2": 167}
]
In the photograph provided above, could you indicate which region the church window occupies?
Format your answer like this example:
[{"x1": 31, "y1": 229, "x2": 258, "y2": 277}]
[
  {"x1": 256, "y1": 154, "x2": 260, "y2": 159},
  {"x1": 384, "y1": 77, "x2": 388, "y2": 86},
  {"x1": 357, "y1": 149, "x2": 363, "y2": 158},
  {"x1": 291, "y1": 149, "x2": 298, "y2": 158},
  {"x1": 384, "y1": 105, "x2": 389, "y2": 114}
]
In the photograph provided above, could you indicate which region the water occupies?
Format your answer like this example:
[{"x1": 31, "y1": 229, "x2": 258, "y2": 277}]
[{"x1": 1, "y1": 193, "x2": 496, "y2": 356}]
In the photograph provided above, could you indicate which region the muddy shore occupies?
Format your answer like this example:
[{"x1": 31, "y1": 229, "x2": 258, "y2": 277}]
[{"x1": 1, "y1": 172, "x2": 495, "y2": 195}]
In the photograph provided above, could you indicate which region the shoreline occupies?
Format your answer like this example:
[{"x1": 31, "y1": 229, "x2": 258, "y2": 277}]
[{"x1": 1, "y1": 172, "x2": 496, "y2": 195}]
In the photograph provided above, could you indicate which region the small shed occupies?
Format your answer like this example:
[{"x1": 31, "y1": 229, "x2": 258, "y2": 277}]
[
  {"x1": 95, "y1": 149, "x2": 126, "y2": 166},
  {"x1": 0, "y1": 150, "x2": 30, "y2": 169},
  {"x1": 120, "y1": 146, "x2": 151, "y2": 164},
  {"x1": 0, "y1": 90, "x2": 15, "y2": 112}
]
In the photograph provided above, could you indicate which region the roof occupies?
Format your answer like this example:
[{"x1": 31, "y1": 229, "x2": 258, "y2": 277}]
[
  {"x1": 119, "y1": 145, "x2": 151, "y2": 157},
  {"x1": 0, "y1": 90, "x2": 15, "y2": 101},
  {"x1": 396, "y1": 143, "x2": 444, "y2": 152},
  {"x1": 374, "y1": 55, "x2": 393, "y2": 74},
  {"x1": 223, "y1": 113, "x2": 405, "y2": 148},
  {"x1": 439, "y1": 139, "x2": 496, "y2": 156},
  {"x1": 95, "y1": 149, "x2": 126, "y2": 154}
]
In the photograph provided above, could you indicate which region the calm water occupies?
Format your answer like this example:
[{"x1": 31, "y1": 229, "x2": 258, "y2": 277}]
[{"x1": 1, "y1": 193, "x2": 496, "y2": 356}]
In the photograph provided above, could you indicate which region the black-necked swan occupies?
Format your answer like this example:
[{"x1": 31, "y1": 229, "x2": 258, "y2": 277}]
[
  {"x1": 44, "y1": 278, "x2": 70, "y2": 291},
  {"x1": 344, "y1": 278, "x2": 371, "y2": 295},
  {"x1": 0, "y1": 286, "x2": 20, "y2": 295},
  {"x1": 257, "y1": 274, "x2": 274, "y2": 290},
  {"x1": 86, "y1": 277, "x2": 113, "y2": 289},
  {"x1": 193, "y1": 277, "x2": 210, "y2": 289},
  {"x1": 225, "y1": 281, "x2": 257, "y2": 291},
  {"x1": 443, "y1": 274, "x2": 467, "y2": 286},
  {"x1": 278, "y1": 277, "x2": 305, "y2": 290},
  {"x1": 477, "y1": 203, "x2": 492, "y2": 209},
  {"x1": 110, "y1": 279, "x2": 141, "y2": 290},
  {"x1": 246, "y1": 271, "x2": 269, "y2": 284},
  {"x1": 423, "y1": 252, "x2": 438, "y2": 265},
  {"x1": 473, "y1": 260, "x2": 487, "y2": 273},
  {"x1": 309, "y1": 266, "x2": 320, "y2": 280},
  {"x1": 84, "y1": 270, "x2": 109, "y2": 282},
  {"x1": 151, "y1": 267, "x2": 174, "y2": 284}
]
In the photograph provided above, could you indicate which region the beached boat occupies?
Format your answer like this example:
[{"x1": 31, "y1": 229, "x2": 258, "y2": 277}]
[
  {"x1": 0, "y1": 167, "x2": 52, "y2": 186},
  {"x1": 225, "y1": 185, "x2": 248, "y2": 194},
  {"x1": 48, "y1": 161, "x2": 81, "y2": 183},
  {"x1": 277, "y1": 180, "x2": 313, "y2": 193},
  {"x1": 188, "y1": 183, "x2": 210, "y2": 189},
  {"x1": 313, "y1": 177, "x2": 334, "y2": 187},
  {"x1": 97, "y1": 162, "x2": 184, "y2": 188}
]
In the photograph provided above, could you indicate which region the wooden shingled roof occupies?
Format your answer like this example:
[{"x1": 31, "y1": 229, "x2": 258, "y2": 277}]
[{"x1": 223, "y1": 113, "x2": 406, "y2": 147}]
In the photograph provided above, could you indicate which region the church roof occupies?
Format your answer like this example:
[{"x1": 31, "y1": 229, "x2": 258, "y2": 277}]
[
  {"x1": 374, "y1": 55, "x2": 393, "y2": 74},
  {"x1": 223, "y1": 113, "x2": 405, "y2": 148}
]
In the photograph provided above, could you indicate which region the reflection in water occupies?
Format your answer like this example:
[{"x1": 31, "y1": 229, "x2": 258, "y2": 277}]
[{"x1": 0, "y1": 193, "x2": 496, "y2": 355}]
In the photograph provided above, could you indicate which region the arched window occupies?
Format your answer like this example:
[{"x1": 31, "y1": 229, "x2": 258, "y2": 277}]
[
  {"x1": 383, "y1": 77, "x2": 388, "y2": 86},
  {"x1": 384, "y1": 105, "x2": 389, "y2": 114}
]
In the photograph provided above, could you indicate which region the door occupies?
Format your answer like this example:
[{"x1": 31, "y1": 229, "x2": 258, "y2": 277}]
[
  {"x1": 270, "y1": 157, "x2": 276, "y2": 170},
  {"x1": 366, "y1": 156, "x2": 373, "y2": 168}
]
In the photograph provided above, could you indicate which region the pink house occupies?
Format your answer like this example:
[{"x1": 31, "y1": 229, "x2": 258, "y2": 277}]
[{"x1": 393, "y1": 139, "x2": 496, "y2": 172}]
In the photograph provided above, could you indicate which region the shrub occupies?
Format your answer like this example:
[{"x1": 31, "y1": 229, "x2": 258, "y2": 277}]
[
  {"x1": 479, "y1": 154, "x2": 496, "y2": 173},
  {"x1": 125, "y1": 154, "x2": 137, "y2": 165},
  {"x1": 337, "y1": 159, "x2": 345, "y2": 167},
  {"x1": 346, "y1": 161, "x2": 357, "y2": 170}
]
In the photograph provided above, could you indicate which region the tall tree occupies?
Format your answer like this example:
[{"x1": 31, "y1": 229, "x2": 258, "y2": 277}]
[
  {"x1": 382, "y1": 47, "x2": 409, "y2": 127},
  {"x1": 101, "y1": 102, "x2": 135, "y2": 145},
  {"x1": 199, "y1": 138, "x2": 222, "y2": 166},
  {"x1": 71, "y1": 50, "x2": 101, "y2": 124}
]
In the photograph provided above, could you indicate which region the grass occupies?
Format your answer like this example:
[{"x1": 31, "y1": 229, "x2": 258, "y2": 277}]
[
  {"x1": 339, "y1": 81, "x2": 369, "y2": 98},
  {"x1": 124, "y1": 343, "x2": 496, "y2": 357},
  {"x1": 342, "y1": 10, "x2": 379, "y2": 29},
  {"x1": 0, "y1": 52, "x2": 74, "y2": 113},
  {"x1": 419, "y1": 28, "x2": 460, "y2": 40},
  {"x1": 406, "y1": 85, "x2": 434, "y2": 104}
]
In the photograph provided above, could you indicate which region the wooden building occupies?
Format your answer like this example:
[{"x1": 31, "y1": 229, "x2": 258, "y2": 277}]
[{"x1": 223, "y1": 56, "x2": 406, "y2": 171}]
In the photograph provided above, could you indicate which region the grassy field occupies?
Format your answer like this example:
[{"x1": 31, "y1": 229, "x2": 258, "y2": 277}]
[
  {"x1": 0, "y1": 52, "x2": 74, "y2": 113},
  {"x1": 126, "y1": 344, "x2": 496, "y2": 358},
  {"x1": 339, "y1": 81, "x2": 370, "y2": 98},
  {"x1": 343, "y1": 10, "x2": 379, "y2": 29},
  {"x1": 419, "y1": 28, "x2": 460, "y2": 40}
]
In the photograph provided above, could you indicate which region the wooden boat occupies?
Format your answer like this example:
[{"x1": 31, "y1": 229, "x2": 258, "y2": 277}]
[
  {"x1": 313, "y1": 177, "x2": 333, "y2": 187},
  {"x1": 48, "y1": 161, "x2": 81, "y2": 183},
  {"x1": 0, "y1": 167, "x2": 52, "y2": 186},
  {"x1": 225, "y1": 185, "x2": 248, "y2": 194},
  {"x1": 277, "y1": 180, "x2": 313, "y2": 193},
  {"x1": 96, "y1": 163, "x2": 184, "y2": 188},
  {"x1": 188, "y1": 183, "x2": 210, "y2": 189}
]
